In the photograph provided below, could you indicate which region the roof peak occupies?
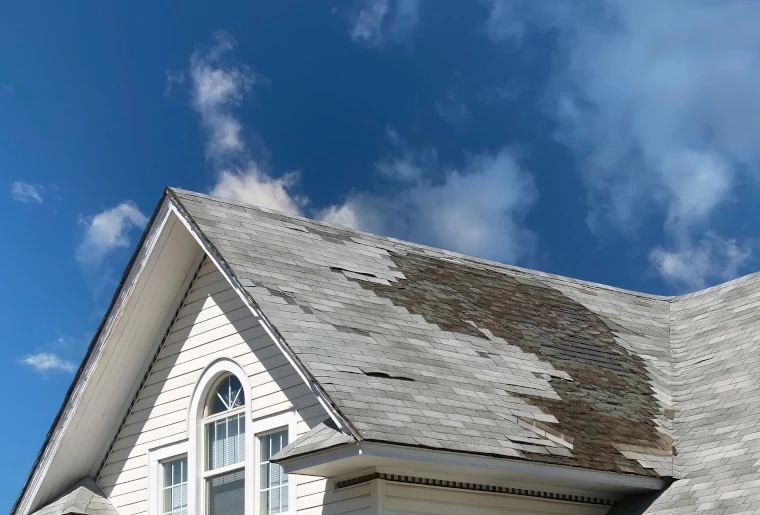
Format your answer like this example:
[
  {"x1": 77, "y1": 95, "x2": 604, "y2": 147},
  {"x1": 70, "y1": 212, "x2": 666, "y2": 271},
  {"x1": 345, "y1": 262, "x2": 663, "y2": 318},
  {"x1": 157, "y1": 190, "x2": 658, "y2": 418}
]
[{"x1": 168, "y1": 187, "x2": 757, "y2": 300}]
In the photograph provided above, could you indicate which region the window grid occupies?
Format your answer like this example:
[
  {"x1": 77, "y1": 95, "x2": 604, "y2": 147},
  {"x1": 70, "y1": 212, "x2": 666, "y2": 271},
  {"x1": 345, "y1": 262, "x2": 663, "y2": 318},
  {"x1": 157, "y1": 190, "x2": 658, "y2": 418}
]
[
  {"x1": 207, "y1": 412, "x2": 245, "y2": 471},
  {"x1": 259, "y1": 430, "x2": 289, "y2": 515},
  {"x1": 162, "y1": 457, "x2": 188, "y2": 515}
]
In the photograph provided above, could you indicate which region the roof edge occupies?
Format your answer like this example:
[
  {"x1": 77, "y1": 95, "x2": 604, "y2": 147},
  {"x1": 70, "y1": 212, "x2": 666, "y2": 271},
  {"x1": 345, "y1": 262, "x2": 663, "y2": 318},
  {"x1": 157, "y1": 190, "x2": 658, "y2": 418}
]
[{"x1": 13, "y1": 191, "x2": 172, "y2": 515}]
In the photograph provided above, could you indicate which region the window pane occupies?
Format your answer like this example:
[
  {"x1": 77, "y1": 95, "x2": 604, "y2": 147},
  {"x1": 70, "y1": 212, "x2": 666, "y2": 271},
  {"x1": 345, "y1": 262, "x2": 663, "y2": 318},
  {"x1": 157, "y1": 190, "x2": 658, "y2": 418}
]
[
  {"x1": 259, "y1": 430, "x2": 288, "y2": 515},
  {"x1": 208, "y1": 470, "x2": 245, "y2": 515},
  {"x1": 209, "y1": 375, "x2": 244, "y2": 415},
  {"x1": 207, "y1": 413, "x2": 245, "y2": 470},
  {"x1": 162, "y1": 458, "x2": 187, "y2": 515}
]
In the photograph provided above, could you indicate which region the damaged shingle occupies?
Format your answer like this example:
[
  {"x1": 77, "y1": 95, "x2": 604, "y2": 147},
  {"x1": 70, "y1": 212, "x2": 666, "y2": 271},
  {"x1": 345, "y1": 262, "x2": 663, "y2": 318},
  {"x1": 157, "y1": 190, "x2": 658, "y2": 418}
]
[{"x1": 333, "y1": 325, "x2": 371, "y2": 337}]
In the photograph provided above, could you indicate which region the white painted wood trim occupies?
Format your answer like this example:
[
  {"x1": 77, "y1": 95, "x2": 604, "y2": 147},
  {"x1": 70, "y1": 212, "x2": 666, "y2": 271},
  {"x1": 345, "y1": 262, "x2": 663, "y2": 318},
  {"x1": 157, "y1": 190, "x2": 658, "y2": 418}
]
[
  {"x1": 188, "y1": 359, "x2": 253, "y2": 515},
  {"x1": 148, "y1": 440, "x2": 189, "y2": 515},
  {"x1": 167, "y1": 199, "x2": 356, "y2": 440},
  {"x1": 371, "y1": 478, "x2": 385, "y2": 515},
  {"x1": 14, "y1": 197, "x2": 173, "y2": 515},
  {"x1": 251, "y1": 411, "x2": 298, "y2": 515},
  {"x1": 278, "y1": 441, "x2": 665, "y2": 494}
]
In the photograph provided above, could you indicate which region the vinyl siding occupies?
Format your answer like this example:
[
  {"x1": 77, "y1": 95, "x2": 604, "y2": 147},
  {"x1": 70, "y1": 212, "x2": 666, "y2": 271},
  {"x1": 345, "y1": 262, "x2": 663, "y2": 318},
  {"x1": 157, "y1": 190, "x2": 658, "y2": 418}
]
[
  {"x1": 384, "y1": 483, "x2": 611, "y2": 515},
  {"x1": 97, "y1": 258, "x2": 330, "y2": 515},
  {"x1": 297, "y1": 480, "x2": 373, "y2": 515}
]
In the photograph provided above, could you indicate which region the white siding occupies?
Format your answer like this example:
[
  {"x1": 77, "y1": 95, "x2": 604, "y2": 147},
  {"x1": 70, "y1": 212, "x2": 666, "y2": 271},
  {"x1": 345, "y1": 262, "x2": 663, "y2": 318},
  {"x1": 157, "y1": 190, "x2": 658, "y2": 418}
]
[
  {"x1": 97, "y1": 259, "x2": 330, "y2": 515},
  {"x1": 297, "y1": 479, "x2": 373, "y2": 515},
  {"x1": 384, "y1": 483, "x2": 610, "y2": 515}
]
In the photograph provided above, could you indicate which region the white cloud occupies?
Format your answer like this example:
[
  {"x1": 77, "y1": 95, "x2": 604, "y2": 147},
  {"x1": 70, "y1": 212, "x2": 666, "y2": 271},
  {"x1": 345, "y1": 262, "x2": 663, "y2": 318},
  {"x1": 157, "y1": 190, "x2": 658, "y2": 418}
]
[
  {"x1": 10, "y1": 181, "x2": 43, "y2": 203},
  {"x1": 188, "y1": 31, "x2": 255, "y2": 163},
  {"x1": 210, "y1": 166, "x2": 305, "y2": 215},
  {"x1": 650, "y1": 233, "x2": 752, "y2": 291},
  {"x1": 76, "y1": 202, "x2": 148, "y2": 268},
  {"x1": 21, "y1": 352, "x2": 77, "y2": 374},
  {"x1": 348, "y1": 0, "x2": 422, "y2": 48},
  {"x1": 321, "y1": 141, "x2": 537, "y2": 263},
  {"x1": 487, "y1": 0, "x2": 760, "y2": 284},
  {"x1": 175, "y1": 32, "x2": 303, "y2": 215}
]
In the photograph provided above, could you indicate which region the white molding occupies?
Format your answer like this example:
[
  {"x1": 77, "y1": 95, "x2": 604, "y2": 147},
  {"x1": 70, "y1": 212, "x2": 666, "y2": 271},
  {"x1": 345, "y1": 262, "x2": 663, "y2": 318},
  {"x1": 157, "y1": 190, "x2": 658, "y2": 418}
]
[
  {"x1": 371, "y1": 477, "x2": 385, "y2": 515},
  {"x1": 148, "y1": 440, "x2": 188, "y2": 515},
  {"x1": 252, "y1": 411, "x2": 298, "y2": 515},
  {"x1": 277, "y1": 441, "x2": 665, "y2": 496},
  {"x1": 251, "y1": 410, "x2": 295, "y2": 435},
  {"x1": 14, "y1": 197, "x2": 173, "y2": 515},
  {"x1": 188, "y1": 359, "x2": 253, "y2": 515},
  {"x1": 361, "y1": 443, "x2": 665, "y2": 491},
  {"x1": 167, "y1": 199, "x2": 356, "y2": 440}
]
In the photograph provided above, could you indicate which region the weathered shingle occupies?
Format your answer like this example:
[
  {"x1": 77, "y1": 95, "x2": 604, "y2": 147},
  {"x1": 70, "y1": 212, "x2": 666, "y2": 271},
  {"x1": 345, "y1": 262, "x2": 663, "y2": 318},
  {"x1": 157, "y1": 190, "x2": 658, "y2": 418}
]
[
  {"x1": 274, "y1": 419, "x2": 356, "y2": 461},
  {"x1": 30, "y1": 478, "x2": 119, "y2": 515},
  {"x1": 170, "y1": 188, "x2": 674, "y2": 478}
]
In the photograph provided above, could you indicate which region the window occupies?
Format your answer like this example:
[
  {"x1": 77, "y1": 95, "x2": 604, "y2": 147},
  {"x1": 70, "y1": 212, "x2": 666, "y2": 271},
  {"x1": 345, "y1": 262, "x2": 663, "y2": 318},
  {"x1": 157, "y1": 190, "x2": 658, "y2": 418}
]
[
  {"x1": 162, "y1": 458, "x2": 188, "y2": 515},
  {"x1": 203, "y1": 374, "x2": 246, "y2": 515},
  {"x1": 187, "y1": 361, "x2": 295, "y2": 515},
  {"x1": 258, "y1": 430, "x2": 289, "y2": 515},
  {"x1": 148, "y1": 441, "x2": 188, "y2": 515}
]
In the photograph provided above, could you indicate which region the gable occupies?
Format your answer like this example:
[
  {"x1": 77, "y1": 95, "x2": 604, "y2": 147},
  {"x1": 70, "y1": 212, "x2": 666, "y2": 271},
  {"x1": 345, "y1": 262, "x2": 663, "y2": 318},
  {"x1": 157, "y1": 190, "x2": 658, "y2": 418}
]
[
  {"x1": 96, "y1": 257, "x2": 329, "y2": 515},
  {"x1": 15, "y1": 199, "x2": 344, "y2": 515}
]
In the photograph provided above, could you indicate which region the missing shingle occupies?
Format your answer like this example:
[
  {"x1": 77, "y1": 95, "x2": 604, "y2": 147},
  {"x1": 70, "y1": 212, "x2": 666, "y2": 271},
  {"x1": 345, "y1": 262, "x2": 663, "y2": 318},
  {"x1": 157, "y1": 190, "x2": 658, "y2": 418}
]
[
  {"x1": 265, "y1": 287, "x2": 297, "y2": 305},
  {"x1": 283, "y1": 222, "x2": 309, "y2": 233},
  {"x1": 477, "y1": 351, "x2": 492, "y2": 359},
  {"x1": 300, "y1": 305, "x2": 314, "y2": 315},
  {"x1": 366, "y1": 371, "x2": 414, "y2": 381},
  {"x1": 330, "y1": 266, "x2": 377, "y2": 278},
  {"x1": 333, "y1": 325, "x2": 371, "y2": 337},
  {"x1": 350, "y1": 369, "x2": 416, "y2": 382}
]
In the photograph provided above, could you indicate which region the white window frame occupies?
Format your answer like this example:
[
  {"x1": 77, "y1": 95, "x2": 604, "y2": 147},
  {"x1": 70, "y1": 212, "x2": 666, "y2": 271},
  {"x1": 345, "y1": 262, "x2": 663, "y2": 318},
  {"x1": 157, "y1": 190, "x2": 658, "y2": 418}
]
[
  {"x1": 252, "y1": 411, "x2": 297, "y2": 515},
  {"x1": 188, "y1": 359, "x2": 253, "y2": 515},
  {"x1": 148, "y1": 441, "x2": 189, "y2": 515}
]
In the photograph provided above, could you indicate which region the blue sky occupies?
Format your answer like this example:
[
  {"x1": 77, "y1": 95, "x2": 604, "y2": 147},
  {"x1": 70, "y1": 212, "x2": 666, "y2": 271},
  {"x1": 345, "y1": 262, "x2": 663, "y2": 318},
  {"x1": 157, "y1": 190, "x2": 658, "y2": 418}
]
[{"x1": 3, "y1": 0, "x2": 760, "y2": 510}]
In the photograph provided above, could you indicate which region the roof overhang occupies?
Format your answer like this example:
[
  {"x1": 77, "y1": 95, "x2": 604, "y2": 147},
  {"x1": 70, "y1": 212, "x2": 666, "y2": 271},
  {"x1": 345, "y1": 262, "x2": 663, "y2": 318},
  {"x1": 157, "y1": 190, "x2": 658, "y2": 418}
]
[
  {"x1": 277, "y1": 441, "x2": 667, "y2": 500},
  {"x1": 14, "y1": 194, "x2": 204, "y2": 515}
]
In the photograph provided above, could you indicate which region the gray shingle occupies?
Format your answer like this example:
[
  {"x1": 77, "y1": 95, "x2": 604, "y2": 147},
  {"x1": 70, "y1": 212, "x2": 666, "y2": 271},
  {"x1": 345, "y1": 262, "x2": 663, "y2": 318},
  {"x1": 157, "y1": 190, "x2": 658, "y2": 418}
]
[
  {"x1": 167, "y1": 188, "x2": 760, "y2": 513},
  {"x1": 30, "y1": 478, "x2": 119, "y2": 515}
]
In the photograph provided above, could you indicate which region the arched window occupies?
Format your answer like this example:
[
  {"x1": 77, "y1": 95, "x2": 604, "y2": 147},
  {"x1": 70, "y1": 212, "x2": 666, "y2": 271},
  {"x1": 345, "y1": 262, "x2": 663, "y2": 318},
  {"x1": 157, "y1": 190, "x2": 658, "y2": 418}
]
[
  {"x1": 185, "y1": 359, "x2": 294, "y2": 515},
  {"x1": 202, "y1": 374, "x2": 246, "y2": 515}
]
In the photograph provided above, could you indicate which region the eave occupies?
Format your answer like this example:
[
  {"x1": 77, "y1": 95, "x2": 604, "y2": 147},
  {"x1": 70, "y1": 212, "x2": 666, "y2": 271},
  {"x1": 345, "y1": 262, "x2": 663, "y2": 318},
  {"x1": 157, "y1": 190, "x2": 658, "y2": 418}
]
[{"x1": 277, "y1": 441, "x2": 667, "y2": 500}]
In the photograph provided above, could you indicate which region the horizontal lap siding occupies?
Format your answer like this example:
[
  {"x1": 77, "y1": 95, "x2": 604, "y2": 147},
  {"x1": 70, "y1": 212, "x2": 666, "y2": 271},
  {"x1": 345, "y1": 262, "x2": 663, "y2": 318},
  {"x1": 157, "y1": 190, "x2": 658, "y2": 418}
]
[
  {"x1": 98, "y1": 260, "x2": 330, "y2": 515},
  {"x1": 297, "y1": 480, "x2": 373, "y2": 515},
  {"x1": 385, "y1": 483, "x2": 610, "y2": 515}
]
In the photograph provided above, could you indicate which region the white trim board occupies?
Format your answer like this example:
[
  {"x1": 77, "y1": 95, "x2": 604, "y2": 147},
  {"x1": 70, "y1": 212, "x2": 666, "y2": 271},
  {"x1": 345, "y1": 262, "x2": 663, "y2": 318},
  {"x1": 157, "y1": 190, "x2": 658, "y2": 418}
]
[
  {"x1": 148, "y1": 440, "x2": 189, "y2": 515},
  {"x1": 276, "y1": 441, "x2": 665, "y2": 499}
]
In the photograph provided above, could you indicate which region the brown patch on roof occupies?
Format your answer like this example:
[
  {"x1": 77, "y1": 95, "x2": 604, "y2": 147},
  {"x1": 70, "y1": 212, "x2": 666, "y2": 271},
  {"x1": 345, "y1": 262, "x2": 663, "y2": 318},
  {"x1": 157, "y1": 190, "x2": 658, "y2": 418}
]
[{"x1": 345, "y1": 251, "x2": 671, "y2": 476}]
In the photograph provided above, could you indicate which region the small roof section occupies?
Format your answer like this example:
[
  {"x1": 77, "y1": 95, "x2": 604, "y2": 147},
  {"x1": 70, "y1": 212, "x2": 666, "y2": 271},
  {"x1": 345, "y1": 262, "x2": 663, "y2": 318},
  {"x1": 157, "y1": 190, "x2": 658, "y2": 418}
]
[
  {"x1": 29, "y1": 478, "x2": 119, "y2": 515},
  {"x1": 274, "y1": 419, "x2": 356, "y2": 461}
]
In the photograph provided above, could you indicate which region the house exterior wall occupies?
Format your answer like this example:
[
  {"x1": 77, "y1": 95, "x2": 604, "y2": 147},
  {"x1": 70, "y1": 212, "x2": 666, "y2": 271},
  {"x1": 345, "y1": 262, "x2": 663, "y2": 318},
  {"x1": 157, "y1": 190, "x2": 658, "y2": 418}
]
[
  {"x1": 96, "y1": 258, "x2": 330, "y2": 515},
  {"x1": 297, "y1": 480, "x2": 373, "y2": 515},
  {"x1": 382, "y1": 482, "x2": 610, "y2": 515}
]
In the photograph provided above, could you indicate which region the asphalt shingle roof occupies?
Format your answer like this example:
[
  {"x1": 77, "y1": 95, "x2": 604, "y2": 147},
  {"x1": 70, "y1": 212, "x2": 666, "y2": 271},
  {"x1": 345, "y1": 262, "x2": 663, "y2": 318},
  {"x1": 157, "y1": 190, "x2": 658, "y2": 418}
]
[
  {"x1": 167, "y1": 188, "x2": 760, "y2": 514},
  {"x1": 30, "y1": 478, "x2": 119, "y2": 515}
]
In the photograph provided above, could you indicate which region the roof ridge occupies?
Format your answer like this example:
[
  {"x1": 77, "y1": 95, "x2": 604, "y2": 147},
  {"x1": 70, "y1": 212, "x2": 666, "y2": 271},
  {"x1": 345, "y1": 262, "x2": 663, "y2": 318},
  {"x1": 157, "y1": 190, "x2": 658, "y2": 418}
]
[{"x1": 167, "y1": 187, "x2": 683, "y2": 300}]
